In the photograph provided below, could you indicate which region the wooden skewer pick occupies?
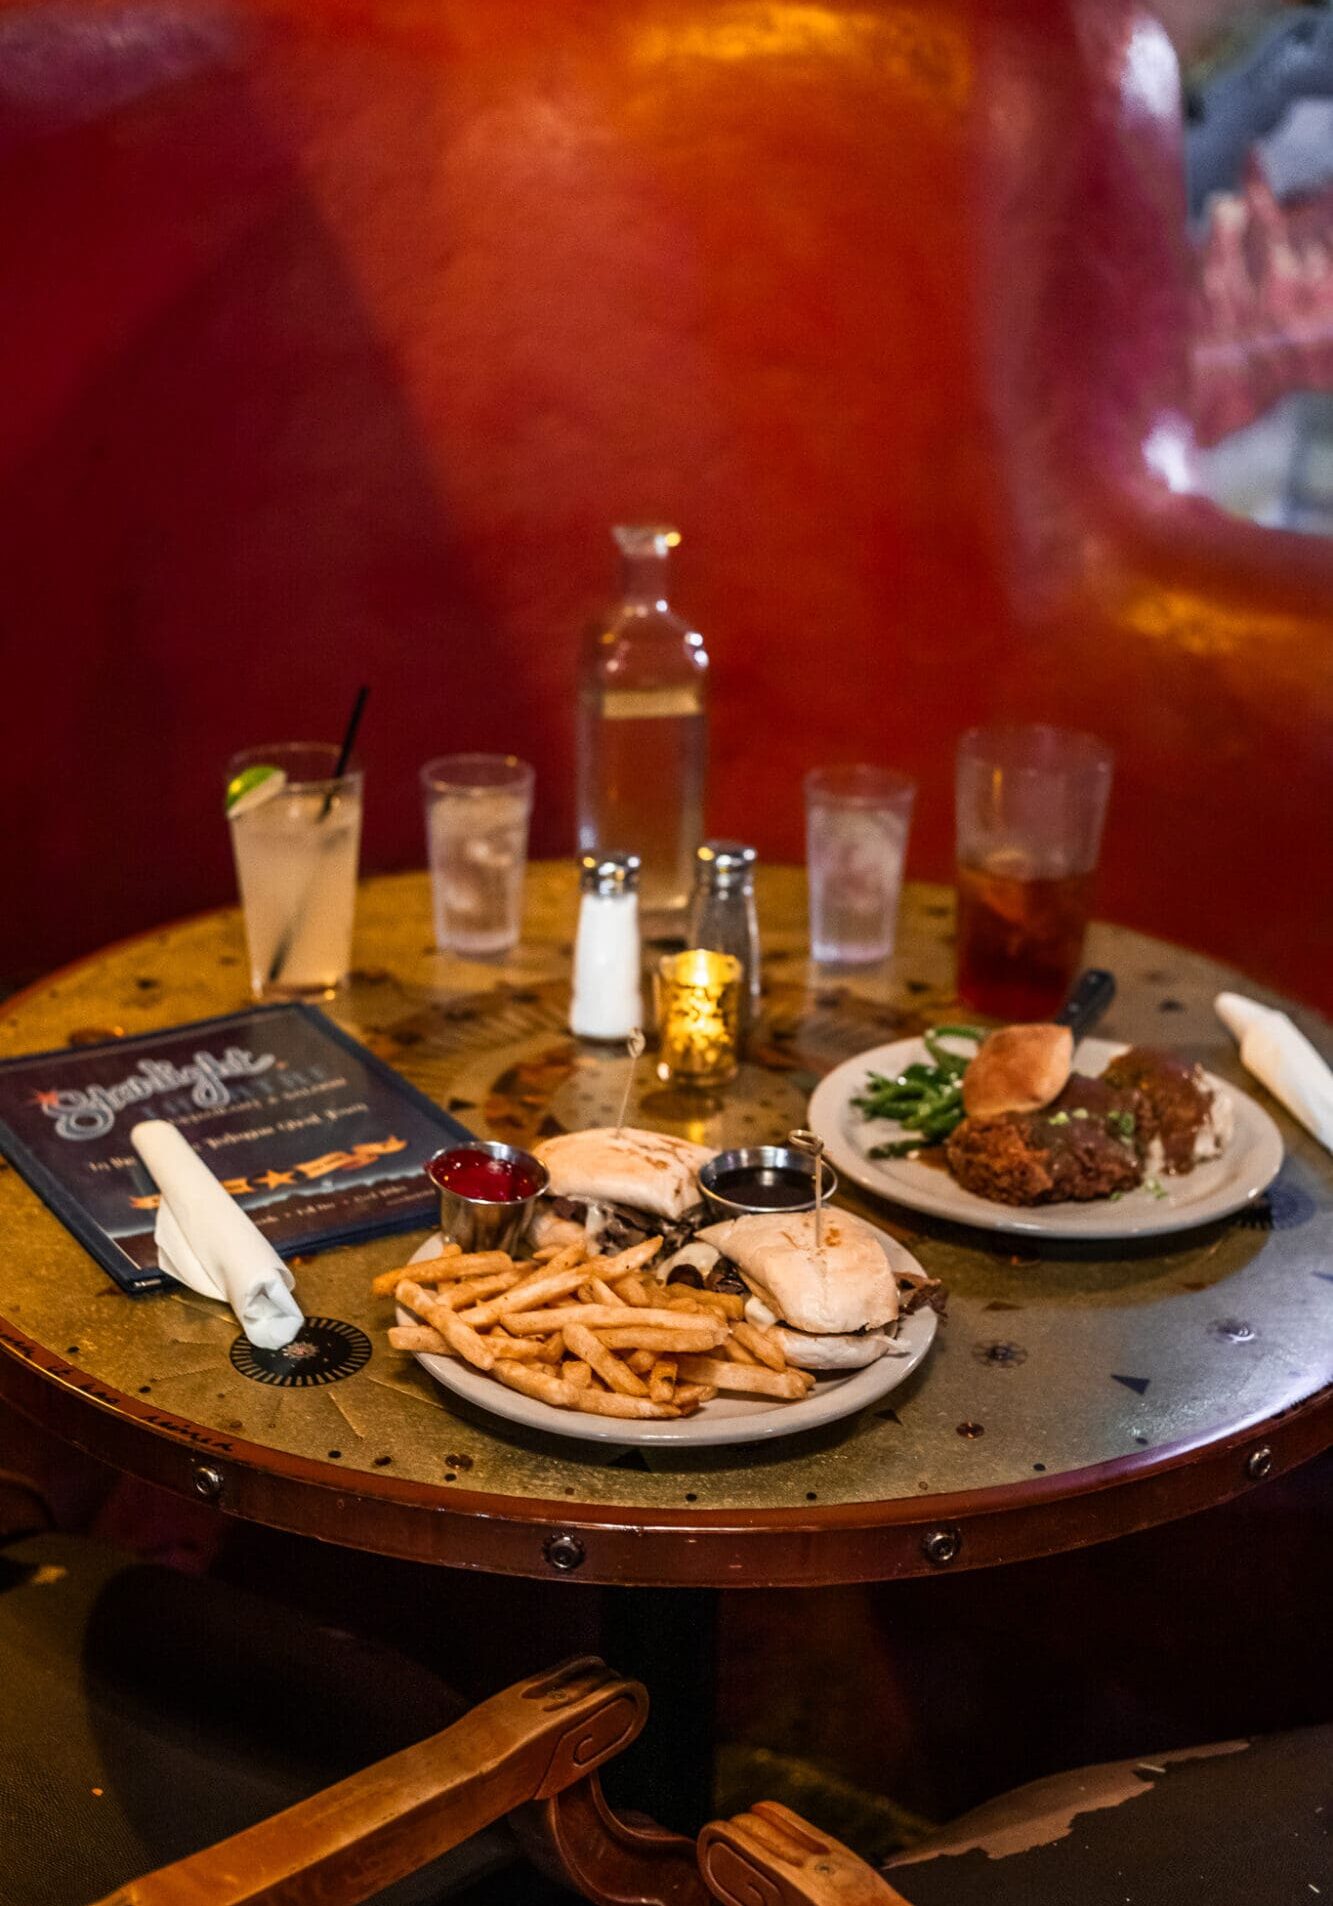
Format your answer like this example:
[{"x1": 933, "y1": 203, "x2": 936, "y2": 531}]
[
  {"x1": 616, "y1": 1028, "x2": 646, "y2": 1134},
  {"x1": 787, "y1": 1128, "x2": 826, "y2": 1250}
]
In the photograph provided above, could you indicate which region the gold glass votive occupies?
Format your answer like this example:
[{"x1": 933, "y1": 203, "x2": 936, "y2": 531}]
[{"x1": 655, "y1": 950, "x2": 743, "y2": 1088}]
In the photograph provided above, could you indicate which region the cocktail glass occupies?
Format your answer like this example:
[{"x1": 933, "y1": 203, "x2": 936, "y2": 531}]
[
  {"x1": 227, "y1": 743, "x2": 363, "y2": 1000},
  {"x1": 955, "y1": 724, "x2": 1113, "y2": 1020},
  {"x1": 805, "y1": 766, "x2": 916, "y2": 964},
  {"x1": 421, "y1": 754, "x2": 535, "y2": 957}
]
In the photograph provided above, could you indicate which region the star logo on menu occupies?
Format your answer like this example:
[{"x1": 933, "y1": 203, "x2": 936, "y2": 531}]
[
  {"x1": 253, "y1": 1169, "x2": 297, "y2": 1190},
  {"x1": 29, "y1": 1090, "x2": 61, "y2": 1109}
]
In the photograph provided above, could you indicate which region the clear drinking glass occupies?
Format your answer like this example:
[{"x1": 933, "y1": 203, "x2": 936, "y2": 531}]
[
  {"x1": 421, "y1": 754, "x2": 535, "y2": 957},
  {"x1": 955, "y1": 724, "x2": 1113, "y2": 1020},
  {"x1": 227, "y1": 743, "x2": 363, "y2": 1000},
  {"x1": 805, "y1": 766, "x2": 916, "y2": 964}
]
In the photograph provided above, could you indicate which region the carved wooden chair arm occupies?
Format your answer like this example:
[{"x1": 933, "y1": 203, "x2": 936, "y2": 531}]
[
  {"x1": 95, "y1": 1656, "x2": 647, "y2": 1906},
  {"x1": 698, "y1": 1801, "x2": 915, "y2": 1906}
]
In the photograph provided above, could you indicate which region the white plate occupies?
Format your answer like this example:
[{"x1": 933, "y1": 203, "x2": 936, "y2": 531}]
[
  {"x1": 808, "y1": 1036, "x2": 1284, "y2": 1240},
  {"x1": 396, "y1": 1233, "x2": 938, "y2": 1448}
]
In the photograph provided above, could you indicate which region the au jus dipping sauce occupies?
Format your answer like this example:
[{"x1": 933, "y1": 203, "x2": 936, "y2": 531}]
[{"x1": 708, "y1": 1164, "x2": 820, "y2": 1210}]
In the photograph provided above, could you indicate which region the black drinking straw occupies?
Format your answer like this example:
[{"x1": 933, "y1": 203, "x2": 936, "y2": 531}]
[{"x1": 267, "y1": 685, "x2": 370, "y2": 985}]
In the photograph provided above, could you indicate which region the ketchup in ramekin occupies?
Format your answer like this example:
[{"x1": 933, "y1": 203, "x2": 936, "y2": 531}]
[{"x1": 428, "y1": 1146, "x2": 543, "y2": 1204}]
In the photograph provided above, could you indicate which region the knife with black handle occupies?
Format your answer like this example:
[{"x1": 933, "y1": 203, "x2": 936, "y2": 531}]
[{"x1": 1055, "y1": 968, "x2": 1116, "y2": 1040}]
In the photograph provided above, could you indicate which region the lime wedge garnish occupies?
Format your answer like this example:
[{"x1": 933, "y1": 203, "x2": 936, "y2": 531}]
[{"x1": 225, "y1": 763, "x2": 287, "y2": 817}]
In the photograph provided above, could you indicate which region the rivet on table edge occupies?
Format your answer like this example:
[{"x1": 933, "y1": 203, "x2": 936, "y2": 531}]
[
  {"x1": 192, "y1": 1463, "x2": 225, "y2": 1502},
  {"x1": 922, "y1": 1526, "x2": 962, "y2": 1567},
  {"x1": 543, "y1": 1533, "x2": 587, "y2": 1573},
  {"x1": 1245, "y1": 1445, "x2": 1273, "y2": 1482}
]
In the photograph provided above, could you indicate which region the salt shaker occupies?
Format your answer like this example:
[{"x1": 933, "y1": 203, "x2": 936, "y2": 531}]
[
  {"x1": 686, "y1": 840, "x2": 761, "y2": 1031},
  {"x1": 570, "y1": 852, "x2": 644, "y2": 1041}
]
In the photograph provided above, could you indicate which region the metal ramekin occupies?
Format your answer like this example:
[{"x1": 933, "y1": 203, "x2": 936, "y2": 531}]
[
  {"x1": 426, "y1": 1140, "x2": 549, "y2": 1254},
  {"x1": 697, "y1": 1144, "x2": 838, "y2": 1220}
]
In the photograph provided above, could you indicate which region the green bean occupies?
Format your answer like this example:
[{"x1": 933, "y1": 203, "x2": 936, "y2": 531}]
[{"x1": 856, "y1": 1023, "x2": 984, "y2": 1150}]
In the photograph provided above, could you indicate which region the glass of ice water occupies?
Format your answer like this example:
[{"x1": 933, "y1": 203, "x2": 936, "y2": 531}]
[
  {"x1": 805, "y1": 765, "x2": 916, "y2": 965},
  {"x1": 421, "y1": 754, "x2": 535, "y2": 957},
  {"x1": 227, "y1": 743, "x2": 363, "y2": 999}
]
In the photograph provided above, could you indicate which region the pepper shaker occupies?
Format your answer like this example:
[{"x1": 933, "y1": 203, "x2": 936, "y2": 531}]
[
  {"x1": 570, "y1": 852, "x2": 643, "y2": 1041},
  {"x1": 686, "y1": 839, "x2": 761, "y2": 1032}
]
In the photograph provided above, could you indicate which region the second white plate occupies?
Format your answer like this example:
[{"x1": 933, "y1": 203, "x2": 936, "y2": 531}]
[{"x1": 807, "y1": 1036, "x2": 1284, "y2": 1240}]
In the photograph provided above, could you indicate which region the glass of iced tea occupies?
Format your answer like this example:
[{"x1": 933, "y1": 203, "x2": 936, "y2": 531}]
[{"x1": 955, "y1": 725, "x2": 1113, "y2": 1020}]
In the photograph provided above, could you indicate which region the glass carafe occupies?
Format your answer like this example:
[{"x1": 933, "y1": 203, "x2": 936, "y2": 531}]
[{"x1": 576, "y1": 524, "x2": 709, "y2": 920}]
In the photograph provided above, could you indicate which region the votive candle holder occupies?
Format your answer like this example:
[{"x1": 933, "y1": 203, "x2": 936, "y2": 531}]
[{"x1": 655, "y1": 950, "x2": 743, "y2": 1088}]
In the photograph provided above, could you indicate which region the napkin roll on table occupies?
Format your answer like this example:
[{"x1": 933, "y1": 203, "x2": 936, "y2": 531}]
[
  {"x1": 130, "y1": 1120, "x2": 305, "y2": 1349},
  {"x1": 1215, "y1": 992, "x2": 1333, "y2": 1155}
]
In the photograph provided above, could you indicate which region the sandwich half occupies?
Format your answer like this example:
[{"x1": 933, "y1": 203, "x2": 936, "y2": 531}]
[
  {"x1": 530, "y1": 1126, "x2": 713, "y2": 1254},
  {"x1": 696, "y1": 1208, "x2": 940, "y2": 1370}
]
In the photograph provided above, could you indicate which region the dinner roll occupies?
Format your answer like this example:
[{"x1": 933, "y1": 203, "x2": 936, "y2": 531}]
[{"x1": 962, "y1": 1023, "x2": 1074, "y2": 1118}]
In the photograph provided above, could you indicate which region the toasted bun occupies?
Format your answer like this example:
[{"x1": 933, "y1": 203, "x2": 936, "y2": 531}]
[
  {"x1": 534, "y1": 1127, "x2": 712, "y2": 1221},
  {"x1": 771, "y1": 1325, "x2": 893, "y2": 1371},
  {"x1": 698, "y1": 1208, "x2": 919, "y2": 1336},
  {"x1": 962, "y1": 1023, "x2": 1074, "y2": 1118}
]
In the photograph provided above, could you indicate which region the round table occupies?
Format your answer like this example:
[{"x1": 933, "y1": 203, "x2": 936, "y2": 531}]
[{"x1": 1, "y1": 866, "x2": 1330, "y2": 1589}]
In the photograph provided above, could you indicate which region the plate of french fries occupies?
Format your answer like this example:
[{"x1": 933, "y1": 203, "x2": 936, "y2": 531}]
[{"x1": 376, "y1": 1231, "x2": 937, "y2": 1447}]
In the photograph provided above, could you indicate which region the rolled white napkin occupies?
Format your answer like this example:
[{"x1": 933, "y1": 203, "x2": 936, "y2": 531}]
[
  {"x1": 130, "y1": 1120, "x2": 304, "y2": 1349},
  {"x1": 1215, "y1": 992, "x2": 1333, "y2": 1154}
]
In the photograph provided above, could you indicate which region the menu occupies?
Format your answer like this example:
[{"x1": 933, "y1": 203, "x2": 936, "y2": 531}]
[{"x1": 0, "y1": 1005, "x2": 471, "y2": 1294}]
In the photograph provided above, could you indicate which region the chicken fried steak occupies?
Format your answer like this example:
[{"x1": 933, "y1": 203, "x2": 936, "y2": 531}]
[{"x1": 945, "y1": 1074, "x2": 1144, "y2": 1205}]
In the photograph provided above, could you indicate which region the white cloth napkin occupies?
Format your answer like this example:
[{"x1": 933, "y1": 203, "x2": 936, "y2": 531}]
[
  {"x1": 1215, "y1": 992, "x2": 1333, "y2": 1154},
  {"x1": 130, "y1": 1120, "x2": 304, "y2": 1348}
]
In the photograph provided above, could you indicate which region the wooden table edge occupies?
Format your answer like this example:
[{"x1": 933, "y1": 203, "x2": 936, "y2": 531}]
[{"x1": 2, "y1": 1317, "x2": 1328, "y2": 1587}]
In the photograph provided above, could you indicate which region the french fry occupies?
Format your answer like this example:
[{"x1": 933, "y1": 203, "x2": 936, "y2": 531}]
[
  {"x1": 388, "y1": 1324, "x2": 451, "y2": 1354},
  {"x1": 531, "y1": 1243, "x2": 567, "y2": 1261},
  {"x1": 461, "y1": 1249, "x2": 594, "y2": 1322},
  {"x1": 684, "y1": 1287, "x2": 747, "y2": 1320},
  {"x1": 593, "y1": 1323, "x2": 726, "y2": 1353},
  {"x1": 724, "y1": 1335, "x2": 760, "y2": 1365},
  {"x1": 733, "y1": 1320, "x2": 787, "y2": 1371},
  {"x1": 648, "y1": 1357, "x2": 677, "y2": 1403},
  {"x1": 581, "y1": 1276, "x2": 627, "y2": 1308},
  {"x1": 563, "y1": 1359, "x2": 593, "y2": 1389},
  {"x1": 440, "y1": 1250, "x2": 515, "y2": 1276},
  {"x1": 677, "y1": 1355, "x2": 813, "y2": 1399},
  {"x1": 613, "y1": 1273, "x2": 654, "y2": 1308},
  {"x1": 599, "y1": 1237, "x2": 664, "y2": 1277},
  {"x1": 411, "y1": 1293, "x2": 495, "y2": 1371},
  {"x1": 371, "y1": 1243, "x2": 461, "y2": 1296},
  {"x1": 563, "y1": 1321, "x2": 650, "y2": 1397},
  {"x1": 481, "y1": 1334, "x2": 548, "y2": 1361},
  {"x1": 627, "y1": 1349, "x2": 657, "y2": 1376},
  {"x1": 430, "y1": 1269, "x2": 522, "y2": 1311},
  {"x1": 493, "y1": 1362, "x2": 681, "y2": 1419},
  {"x1": 665, "y1": 1291, "x2": 705, "y2": 1313},
  {"x1": 672, "y1": 1381, "x2": 716, "y2": 1409},
  {"x1": 536, "y1": 1331, "x2": 566, "y2": 1363},
  {"x1": 532, "y1": 1240, "x2": 590, "y2": 1278},
  {"x1": 395, "y1": 1278, "x2": 441, "y2": 1320},
  {"x1": 500, "y1": 1304, "x2": 710, "y2": 1335}
]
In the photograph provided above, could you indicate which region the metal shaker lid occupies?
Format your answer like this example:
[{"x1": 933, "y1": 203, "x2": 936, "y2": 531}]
[
  {"x1": 694, "y1": 840, "x2": 757, "y2": 889},
  {"x1": 580, "y1": 851, "x2": 641, "y2": 896}
]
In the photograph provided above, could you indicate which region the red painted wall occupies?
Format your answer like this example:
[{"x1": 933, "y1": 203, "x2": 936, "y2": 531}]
[{"x1": 4, "y1": 0, "x2": 1332, "y2": 1004}]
